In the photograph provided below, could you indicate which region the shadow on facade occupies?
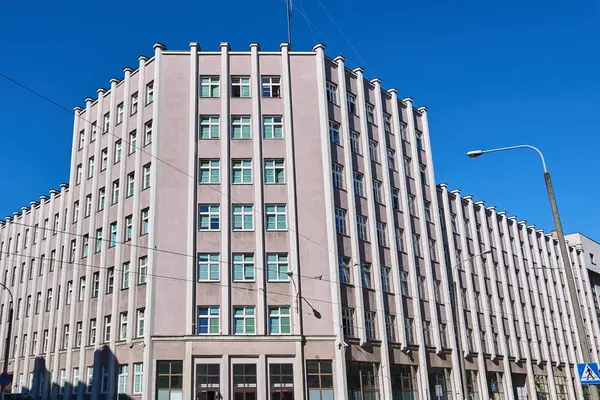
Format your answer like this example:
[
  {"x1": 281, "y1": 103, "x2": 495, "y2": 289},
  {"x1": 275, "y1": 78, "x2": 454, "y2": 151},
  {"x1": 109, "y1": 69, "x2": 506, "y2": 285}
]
[{"x1": 11, "y1": 345, "x2": 133, "y2": 399}]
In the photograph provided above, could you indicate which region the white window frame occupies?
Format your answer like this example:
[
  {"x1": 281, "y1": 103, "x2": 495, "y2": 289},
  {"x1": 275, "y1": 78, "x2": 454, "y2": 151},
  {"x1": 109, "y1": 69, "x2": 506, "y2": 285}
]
[
  {"x1": 373, "y1": 180, "x2": 383, "y2": 203},
  {"x1": 197, "y1": 306, "x2": 220, "y2": 335},
  {"x1": 377, "y1": 221, "x2": 387, "y2": 247},
  {"x1": 198, "y1": 253, "x2": 220, "y2": 282},
  {"x1": 231, "y1": 116, "x2": 252, "y2": 139},
  {"x1": 115, "y1": 140, "x2": 122, "y2": 163},
  {"x1": 342, "y1": 307, "x2": 354, "y2": 337},
  {"x1": 266, "y1": 253, "x2": 289, "y2": 282},
  {"x1": 117, "y1": 364, "x2": 128, "y2": 394},
  {"x1": 198, "y1": 204, "x2": 220, "y2": 231},
  {"x1": 365, "y1": 311, "x2": 376, "y2": 340},
  {"x1": 335, "y1": 208, "x2": 346, "y2": 235},
  {"x1": 263, "y1": 115, "x2": 283, "y2": 139},
  {"x1": 88, "y1": 156, "x2": 95, "y2": 178},
  {"x1": 261, "y1": 76, "x2": 281, "y2": 97},
  {"x1": 350, "y1": 130, "x2": 361, "y2": 153},
  {"x1": 328, "y1": 120, "x2": 341, "y2": 145},
  {"x1": 200, "y1": 76, "x2": 220, "y2": 98},
  {"x1": 117, "y1": 102, "x2": 124, "y2": 124},
  {"x1": 232, "y1": 204, "x2": 254, "y2": 231},
  {"x1": 143, "y1": 163, "x2": 151, "y2": 189},
  {"x1": 353, "y1": 172, "x2": 364, "y2": 197},
  {"x1": 232, "y1": 253, "x2": 255, "y2": 282},
  {"x1": 346, "y1": 92, "x2": 357, "y2": 114},
  {"x1": 129, "y1": 130, "x2": 137, "y2": 154},
  {"x1": 138, "y1": 256, "x2": 148, "y2": 285},
  {"x1": 112, "y1": 180, "x2": 120, "y2": 204},
  {"x1": 369, "y1": 139, "x2": 379, "y2": 162},
  {"x1": 133, "y1": 363, "x2": 143, "y2": 394},
  {"x1": 366, "y1": 103, "x2": 375, "y2": 124},
  {"x1": 231, "y1": 76, "x2": 251, "y2": 98},
  {"x1": 356, "y1": 215, "x2": 368, "y2": 241},
  {"x1": 131, "y1": 92, "x2": 138, "y2": 115},
  {"x1": 264, "y1": 159, "x2": 285, "y2": 184},
  {"x1": 199, "y1": 159, "x2": 220, "y2": 184},
  {"x1": 145, "y1": 120, "x2": 153, "y2": 145},
  {"x1": 233, "y1": 306, "x2": 256, "y2": 335},
  {"x1": 326, "y1": 81, "x2": 337, "y2": 104},
  {"x1": 119, "y1": 312, "x2": 128, "y2": 340},
  {"x1": 146, "y1": 81, "x2": 154, "y2": 104},
  {"x1": 332, "y1": 163, "x2": 344, "y2": 189},
  {"x1": 381, "y1": 267, "x2": 392, "y2": 292},
  {"x1": 127, "y1": 172, "x2": 135, "y2": 197},
  {"x1": 103, "y1": 315, "x2": 112, "y2": 342},
  {"x1": 232, "y1": 159, "x2": 252, "y2": 184},
  {"x1": 199, "y1": 116, "x2": 220, "y2": 139},
  {"x1": 136, "y1": 308, "x2": 145, "y2": 337},
  {"x1": 265, "y1": 204, "x2": 287, "y2": 231},
  {"x1": 387, "y1": 148, "x2": 396, "y2": 169},
  {"x1": 268, "y1": 306, "x2": 291, "y2": 335}
]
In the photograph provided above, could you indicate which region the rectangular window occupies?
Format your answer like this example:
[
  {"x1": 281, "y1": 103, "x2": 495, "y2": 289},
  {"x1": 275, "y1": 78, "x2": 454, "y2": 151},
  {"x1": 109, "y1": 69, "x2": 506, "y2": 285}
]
[
  {"x1": 73, "y1": 201, "x2": 80, "y2": 223},
  {"x1": 342, "y1": 307, "x2": 355, "y2": 337},
  {"x1": 332, "y1": 163, "x2": 344, "y2": 189},
  {"x1": 145, "y1": 120, "x2": 153, "y2": 145},
  {"x1": 391, "y1": 188, "x2": 400, "y2": 211},
  {"x1": 405, "y1": 317, "x2": 414, "y2": 344},
  {"x1": 231, "y1": 76, "x2": 251, "y2": 98},
  {"x1": 79, "y1": 276, "x2": 86, "y2": 301},
  {"x1": 197, "y1": 306, "x2": 220, "y2": 334},
  {"x1": 232, "y1": 253, "x2": 255, "y2": 281},
  {"x1": 103, "y1": 112, "x2": 110, "y2": 133},
  {"x1": 122, "y1": 262, "x2": 130, "y2": 289},
  {"x1": 45, "y1": 289, "x2": 52, "y2": 312},
  {"x1": 96, "y1": 229, "x2": 103, "y2": 253},
  {"x1": 125, "y1": 215, "x2": 133, "y2": 241},
  {"x1": 199, "y1": 159, "x2": 220, "y2": 184},
  {"x1": 413, "y1": 234, "x2": 421, "y2": 257},
  {"x1": 269, "y1": 306, "x2": 291, "y2": 334},
  {"x1": 136, "y1": 308, "x2": 145, "y2": 337},
  {"x1": 328, "y1": 120, "x2": 341, "y2": 145},
  {"x1": 356, "y1": 215, "x2": 368, "y2": 241},
  {"x1": 350, "y1": 130, "x2": 361, "y2": 154},
  {"x1": 306, "y1": 360, "x2": 333, "y2": 399},
  {"x1": 59, "y1": 369, "x2": 66, "y2": 393},
  {"x1": 404, "y1": 157, "x2": 412, "y2": 177},
  {"x1": 264, "y1": 159, "x2": 285, "y2": 184},
  {"x1": 270, "y1": 363, "x2": 294, "y2": 399},
  {"x1": 420, "y1": 164, "x2": 428, "y2": 185},
  {"x1": 423, "y1": 321, "x2": 431, "y2": 346},
  {"x1": 386, "y1": 315, "x2": 396, "y2": 342},
  {"x1": 119, "y1": 312, "x2": 128, "y2": 340},
  {"x1": 416, "y1": 132, "x2": 423, "y2": 150},
  {"x1": 143, "y1": 163, "x2": 151, "y2": 189},
  {"x1": 263, "y1": 115, "x2": 283, "y2": 139},
  {"x1": 106, "y1": 267, "x2": 115, "y2": 294},
  {"x1": 78, "y1": 130, "x2": 85, "y2": 150},
  {"x1": 261, "y1": 76, "x2": 281, "y2": 97},
  {"x1": 198, "y1": 204, "x2": 220, "y2": 231},
  {"x1": 387, "y1": 148, "x2": 396, "y2": 169},
  {"x1": 117, "y1": 102, "x2": 124, "y2": 124},
  {"x1": 384, "y1": 113, "x2": 392, "y2": 133},
  {"x1": 232, "y1": 159, "x2": 252, "y2": 183},
  {"x1": 361, "y1": 264, "x2": 372, "y2": 288},
  {"x1": 381, "y1": 267, "x2": 392, "y2": 292},
  {"x1": 117, "y1": 364, "x2": 128, "y2": 394},
  {"x1": 231, "y1": 116, "x2": 252, "y2": 139},
  {"x1": 98, "y1": 187, "x2": 105, "y2": 211},
  {"x1": 396, "y1": 228, "x2": 405, "y2": 252},
  {"x1": 369, "y1": 139, "x2": 379, "y2": 162},
  {"x1": 434, "y1": 280, "x2": 442, "y2": 303},
  {"x1": 85, "y1": 195, "x2": 92, "y2": 217},
  {"x1": 400, "y1": 271, "x2": 410, "y2": 296},
  {"x1": 82, "y1": 235, "x2": 89, "y2": 258},
  {"x1": 131, "y1": 92, "x2": 138, "y2": 115},
  {"x1": 133, "y1": 363, "x2": 143, "y2": 394},
  {"x1": 88, "y1": 156, "x2": 95, "y2": 178},
  {"x1": 346, "y1": 92, "x2": 357, "y2": 114},
  {"x1": 232, "y1": 364, "x2": 257, "y2": 397},
  {"x1": 265, "y1": 204, "x2": 287, "y2": 231},
  {"x1": 372, "y1": 180, "x2": 383, "y2": 203},
  {"x1": 339, "y1": 256, "x2": 351, "y2": 284},
  {"x1": 399, "y1": 123, "x2": 407, "y2": 139},
  {"x1": 429, "y1": 239, "x2": 437, "y2": 261},
  {"x1": 156, "y1": 361, "x2": 183, "y2": 399},
  {"x1": 103, "y1": 315, "x2": 112, "y2": 342},
  {"x1": 365, "y1": 311, "x2": 376, "y2": 340},
  {"x1": 366, "y1": 103, "x2": 375, "y2": 124},
  {"x1": 86, "y1": 366, "x2": 94, "y2": 394},
  {"x1": 141, "y1": 208, "x2": 149, "y2": 235},
  {"x1": 326, "y1": 81, "x2": 337, "y2": 104},
  {"x1": 127, "y1": 172, "x2": 135, "y2": 197},
  {"x1": 200, "y1": 76, "x2": 220, "y2": 97},
  {"x1": 198, "y1": 253, "x2": 220, "y2": 281},
  {"x1": 233, "y1": 306, "x2": 256, "y2": 334},
  {"x1": 91, "y1": 122, "x2": 97, "y2": 142},
  {"x1": 138, "y1": 256, "x2": 148, "y2": 285},
  {"x1": 417, "y1": 276, "x2": 426, "y2": 300},
  {"x1": 146, "y1": 81, "x2": 154, "y2": 104},
  {"x1": 352, "y1": 172, "x2": 364, "y2": 197},
  {"x1": 112, "y1": 180, "x2": 120, "y2": 204},
  {"x1": 232, "y1": 205, "x2": 254, "y2": 231},
  {"x1": 76, "y1": 321, "x2": 83, "y2": 347},
  {"x1": 110, "y1": 222, "x2": 118, "y2": 247},
  {"x1": 115, "y1": 140, "x2": 122, "y2": 163},
  {"x1": 335, "y1": 208, "x2": 346, "y2": 235},
  {"x1": 408, "y1": 194, "x2": 417, "y2": 215},
  {"x1": 424, "y1": 201, "x2": 432, "y2": 222},
  {"x1": 267, "y1": 253, "x2": 289, "y2": 282},
  {"x1": 199, "y1": 116, "x2": 220, "y2": 139}
]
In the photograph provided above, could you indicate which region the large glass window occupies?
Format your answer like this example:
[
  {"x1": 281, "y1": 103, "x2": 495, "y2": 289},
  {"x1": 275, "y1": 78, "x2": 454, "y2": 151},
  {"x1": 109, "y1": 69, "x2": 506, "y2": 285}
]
[
  {"x1": 233, "y1": 306, "x2": 256, "y2": 335},
  {"x1": 347, "y1": 362, "x2": 379, "y2": 400},
  {"x1": 391, "y1": 365, "x2": 418, "y2": 400},
  {"x1": 197, "y1": 306, "x2": 220, "y2": 335},
  {"x1": 233, "y1": 364, "x2": 257, "y2": 400},
  {"x1": 270, "y1": 363, "x2": 294, "y2": 400},
  {"x1": 196, "y1": 363, "x2": 220, "y2": 400},
  {"x1": 156, "y1": 360, "x2": 183, "y2": 400},
  {"x1": 306, "y1": 360, "x2": 333, "y2": 400}
]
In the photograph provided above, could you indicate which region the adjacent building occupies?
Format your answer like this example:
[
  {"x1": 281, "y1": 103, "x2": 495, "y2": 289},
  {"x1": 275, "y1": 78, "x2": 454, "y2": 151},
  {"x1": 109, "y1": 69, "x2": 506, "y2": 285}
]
[{"x1": 0, "y1": 41, "x2": 598, "y2": 399}]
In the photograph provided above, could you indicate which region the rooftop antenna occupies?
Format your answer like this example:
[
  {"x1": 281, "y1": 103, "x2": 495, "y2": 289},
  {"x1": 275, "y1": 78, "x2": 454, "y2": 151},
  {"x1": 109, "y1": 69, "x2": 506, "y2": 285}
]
[{"x1": 286, "y1": 0, "x2": 292, "y2": 47}]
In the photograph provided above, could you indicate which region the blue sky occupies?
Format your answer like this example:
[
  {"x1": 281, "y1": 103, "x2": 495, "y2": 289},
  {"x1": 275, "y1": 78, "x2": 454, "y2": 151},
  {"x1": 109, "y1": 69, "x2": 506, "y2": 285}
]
[{"x1": 1, "y1": 0, "x2": 598, "y2": 239}]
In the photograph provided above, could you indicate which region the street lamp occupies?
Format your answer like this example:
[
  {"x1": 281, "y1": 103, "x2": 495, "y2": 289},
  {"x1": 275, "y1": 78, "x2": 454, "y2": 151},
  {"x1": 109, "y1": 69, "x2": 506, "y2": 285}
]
[
  {"x1": 467, "y1": 144, "x2": 596, "y2": 399},
  {"x1": 0, "y1": 282, "x2": 14, "y2": 395},
  {"x1": 450, "y1": 250, "x2": 492, "y2": 400}
]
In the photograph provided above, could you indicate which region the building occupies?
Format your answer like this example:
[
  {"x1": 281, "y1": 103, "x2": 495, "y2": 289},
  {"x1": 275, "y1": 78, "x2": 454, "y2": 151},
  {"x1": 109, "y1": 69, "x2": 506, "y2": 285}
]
[{"x1": 0, "y1": 41, "x2": 598, "y2": 400}]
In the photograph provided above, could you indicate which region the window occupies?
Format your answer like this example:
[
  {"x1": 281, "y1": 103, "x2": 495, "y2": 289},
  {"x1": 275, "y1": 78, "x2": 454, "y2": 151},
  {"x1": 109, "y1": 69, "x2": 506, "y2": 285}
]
[
  {"x1": 404, "y1": 157, "x2": 412, "y2": 177},
  {"x1": 117, "y1": 364, "x2": 128, "y2": 394},
  {"x1": 365, "y1": 311, "x2": 376, "y2": 340},
  {"x1": 141, "y1": 208, "x2": 149, "y2": 235},
  {"x1": 346, "y1": 92, "x2": 357, "y2": 114},
  {"x1": 106, "y1": 267, "x2": 115, "y2": 294},
  {"x1": 197, "y1": 306, "x2": 220, "y2": 334},
  {"x1": 197, "y1": 253, "x2": 220, "y2": 281},
  {"x1": 91, "y1": 122, "x2": 97, "y2": 142},
  {"x1": 82, "y1": 235, "x2": 89, "y2": 258},
  {"x1": 103, "y1": 112, "x2": 110, "y2": 133},
  {"x1": 200, "y1": 116, "x2": 220, "y2": 139},
  {"x1": 59, "y1": 369, "x2": 66, "y2": 393},
  {"x1": 119, "y1": 312, "x2": 128, "y2": 340},
  {"x1": 434, "y1": 280, "x2": 442, "y2": 303},
  {"x1": 231, "y1": 116, "x2": 252, "y2": 139},
  {"x1": 45, "y1": 289, "x2": 52, "y2": 312},
  {"x1": 78, "y1": 130, "x2": 85, "y2": 150},
  {"x1": 144, "y1": 120, "x2": 153, "y2": 145},
  {"x1": 86, "y1": 366, "x2": 94, "y2": 394},
  {"x1": 127, "y1": 172, "x2": 135, "y2": 197},
  {"x1": 373, "y1": 180, "x2": 383, "y2": 203},
  {"x1": 79, "y1": 276, "x2": 86, "y2": 301},
  {"x1": 423, "y1": 321, "x2": 432, "y2": 346},
  {"x1": 356, "y1": 215, "x2": 368, "y2": 241},
  {"x1": 96, "y1": 229, "x2": 103, "y2": 253},
  {"x1": 326, "y1": 81, "x2": 337, "y2": 104},
  {"x1": 413, "y1": 234, "x2": 421, "y2": 257},
  {"x1": 270, "y1": 363, "x2": 294, "y2": 400},
  {"x1": 424, "y1": 201, "x2": 432, "y2": 222},
  {"x1": 125, "y1": 215, "x2": 133, "y2": 241},
  {"x1": 98, "y1": 187, "x2": 105, "y2": 211},
  {"x1": 73, "y1": 201, "x2": 80, "y2": 223},
  {"x1": 133, "y1": 363, "x2": 143, "y2": 394},
  {"x1": 339, "y1": 256, "x2": 352, "y2": 284},
  {"x1": 265, "y1": 204, "x2": 287, "y2": 230},
  {"x1": 232, "y1": 205, "x2": 254, "y2": 231},
  {"x1": 199, "y1": 159, "x2": 220, "y2": 184},
  {"x1": 101, "y1": 367, "x2": 109, "y2": 393},
  {"x1": 31, "y1": 332, "x2": 37, "y2": 355},
  {"x1": 143, "y1": 163, "x2": 151, "y2": 189},
  {"x1": 130, "y1": 92, "x2": 138, "y2": 115},
  {"x1": 146, "y1": 81, "x2": 154, "y2": 104},
  {"x1": 350, "y1": 130, "x2": 361, "y2": 153},
  {"x1": 75, "y1": 321, "x2": 83, "y2": 347},
  {"x1": 233, "y1": 306, "x2": 256, "y2": 334},
  {"x1": 384, "y1": 113, "x2": 392, "y2": 133},
  {"x1": 429, "y1": 239, "x2": 437, "y2": 261},
  {"x1": 405, "y1": 317, "x2": 414, "y2": 344},
  {"x1": 332, "y1": 163, "x2": 344, "y2": 189},
  {"x1": 136, "y1": 308, "x2": 145, "y2": 337},
  {"x1": 417, "y1": 276, "x2": 426, "y2": 300},
  {"x1": 361, "y1": 264, "x2": 372, "y2": 288},
  {"x1": 408, "y1": 194, "x2": 416, "y2": 215},
  {"x1": 196, "y1": 363, "x2": 220, "y2": 399},
  {"x1": 88, "y1": 156, "x2": 95, "y2": 178},
  {"x1": 35, "y1": 293, "x2": 41, "y2": 314},
  {"x1": 450, "y1": 213, "x2": 458, "y2": 233},
  {"x1": 369, "y1": 140, "x2": 379, "y2": 162},
  {"x1": 233, "y1": 364, "x2": 258, "y2": 398},
  {"x1": 420, "y1": 164, "x2": 428, "y2": 185},
  {"x1": 262, "y1": 76, "x2": 281, "y2": 97},
  {"x1": 353, "y1": 172, "x2": 364, "y2": 197},
  {"x1": 387, "y1": 148, "x2": 396, "y2": 169},
  {"x1": 440, "y1": 323, "x2": 448, "y2": 348},
  {"x1": 200, "y1": 76, "x2": 220, "y2": 97},
  {"x1": 198, "y1": 204, "x2": 220, "y2": 230},
  {"x1": 85, "y1": 195, "x2": 92, "y2": 217},
  {"x1": 391, "y1": 188, "x2": 400, "y2": 211},
  {"x1": 263, "y1": 116, "x2": 283, "y2": 139},
  {"x1": 381, "y1": 267, "x2": 392, "y2": 292},
  {"x1": 269, "y1": 306, "x2": 291, "y2": 334},
  {"x1": 366, "y1": 103, "x2": 375, "y2": 124},
  {"x1": 264, "y1": 159, "x2": 285, "y2": 184},
  {"x1": 232, "y1": 159, "x2": 252, "y2": 183},
  {"x1": 329, "y1": 120, "x2": 341, "y2": 145},
  {"x1": 138, "y1": 256, "x2": 148, "y2": 285},
  {"x1": 103, "y1": 315, "x2": 111, "y2": 342},
  {"x1": 386, "y1": 314, "x2": 396, "y2": 342},
  {"x1": 231, "y1": 76, "x2": 251, "y2": 97},
  {"x1": 233, "y1": 253, "x2": 255, "y2": 281},
  {"x1": 117, "y1": 102, "x2": 124, "y2": 124},
  {"x1": 122, "y1": 262, "x2": 130, "y2": 289},
  {"x1": 306, "y1": 360, "x2": 333, "y2": 399},
  {"x1": 267, "y1": 253, "x2": 289, "y2": 281},
  {"x1": 400, "y1": 271, "x2": 410, "y2": 295},
  {"x1": 399, "y1": 122, "x2": 407, "y2": 139},
  {"x1": 115, "y1": 140, "x2": 122, "y2": 163},
  {"x1": 62, "y1": 324, "x2": 70, "y2": 349},
  {"x1": 335, "y1": 208, "x2": 347, "y2": 235},
  {"x1": 26, "y1": 295, "x2": 31, "y2": 316},
  {"x1": 342, "y1": 307, "x2": 355, "y2": 336},
  {"x1": 112, "y1": 180, "x2": 120, "y2": 204},
  {"x1": 110, "y1": 222, "x2": 118, "y2": 247},
  {"x1": 416, "y1": 132, "x2": 423, "y2": 150}
]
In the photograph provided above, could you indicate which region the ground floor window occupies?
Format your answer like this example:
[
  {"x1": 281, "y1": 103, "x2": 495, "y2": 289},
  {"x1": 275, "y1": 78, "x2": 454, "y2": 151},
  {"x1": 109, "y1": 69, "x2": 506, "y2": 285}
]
[
  {"x1": 466, "y1": 370, "x2": 479, "y2": 400},
  {"x1": 156, "y1": 360, "x2": 183, "y2": 399},
  {"x1": 196, "y1": 363, "x2": 220, "y2": 400},
  {"x1": 429, "y1": 368, "x2": 452, "y2": 400},
  {"x1": 534, "y1": 375, "x2": 550, "y2": 400},
  {"x1": 487, "y1": 372, "x2": 503, "y2": 400},
  {"x1": 269, "y1": 363, "x2": 293, "y2": 400},
  {"x1": 306, "y1": 359, "x2": 333, "y2": 400},
  {"x1": 391, "y1": 365, "x2": 418, "y2": 400},
  {"x1": 554, "y1": 376, "x2": 567, "y2": 400},
  {"x1": 347, "y1": 362, "x2": 379, "y2": 400},
  {"x1": 233, "y1": 363, "x2": 257, "y2": 400}
]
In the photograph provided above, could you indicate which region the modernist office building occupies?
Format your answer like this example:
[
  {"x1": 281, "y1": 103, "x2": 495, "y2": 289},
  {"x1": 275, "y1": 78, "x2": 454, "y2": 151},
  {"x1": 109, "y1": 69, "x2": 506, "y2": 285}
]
[{"x1": 0, "y1": 41, "x2": 599, "y2": 400}]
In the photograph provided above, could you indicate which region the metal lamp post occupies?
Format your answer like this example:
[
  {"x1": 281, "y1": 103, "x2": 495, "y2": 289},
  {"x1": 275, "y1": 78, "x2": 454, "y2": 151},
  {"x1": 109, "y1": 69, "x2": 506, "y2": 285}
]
[
  {"x1": 467, "y1": 144, "x2": 597, "y2": 399},
  {"x1": 450, "y1": 250, "x2": 493, "y2": 400},
  {"x1": 0, "y1": 282, "x2": 14, "y2": 396}
]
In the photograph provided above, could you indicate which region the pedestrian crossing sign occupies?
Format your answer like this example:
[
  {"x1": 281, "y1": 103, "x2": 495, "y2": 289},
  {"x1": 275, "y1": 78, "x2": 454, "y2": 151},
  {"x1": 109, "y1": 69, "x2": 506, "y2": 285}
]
[{"x1": 578, "y1": 363, "x2": 600, "y2": 384}]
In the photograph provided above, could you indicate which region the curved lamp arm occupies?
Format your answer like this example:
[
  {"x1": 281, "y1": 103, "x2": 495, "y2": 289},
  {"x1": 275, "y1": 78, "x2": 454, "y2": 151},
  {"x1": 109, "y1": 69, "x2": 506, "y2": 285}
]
[{"x1": 467, "y1": 145, "x2": 547, "y2": 173}]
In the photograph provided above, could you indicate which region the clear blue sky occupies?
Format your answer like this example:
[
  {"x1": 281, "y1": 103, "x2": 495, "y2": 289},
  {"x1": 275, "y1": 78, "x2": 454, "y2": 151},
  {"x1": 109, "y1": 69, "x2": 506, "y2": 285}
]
[{"x1": 1, "y1": 0, "x2": 598, "y2": 239}]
